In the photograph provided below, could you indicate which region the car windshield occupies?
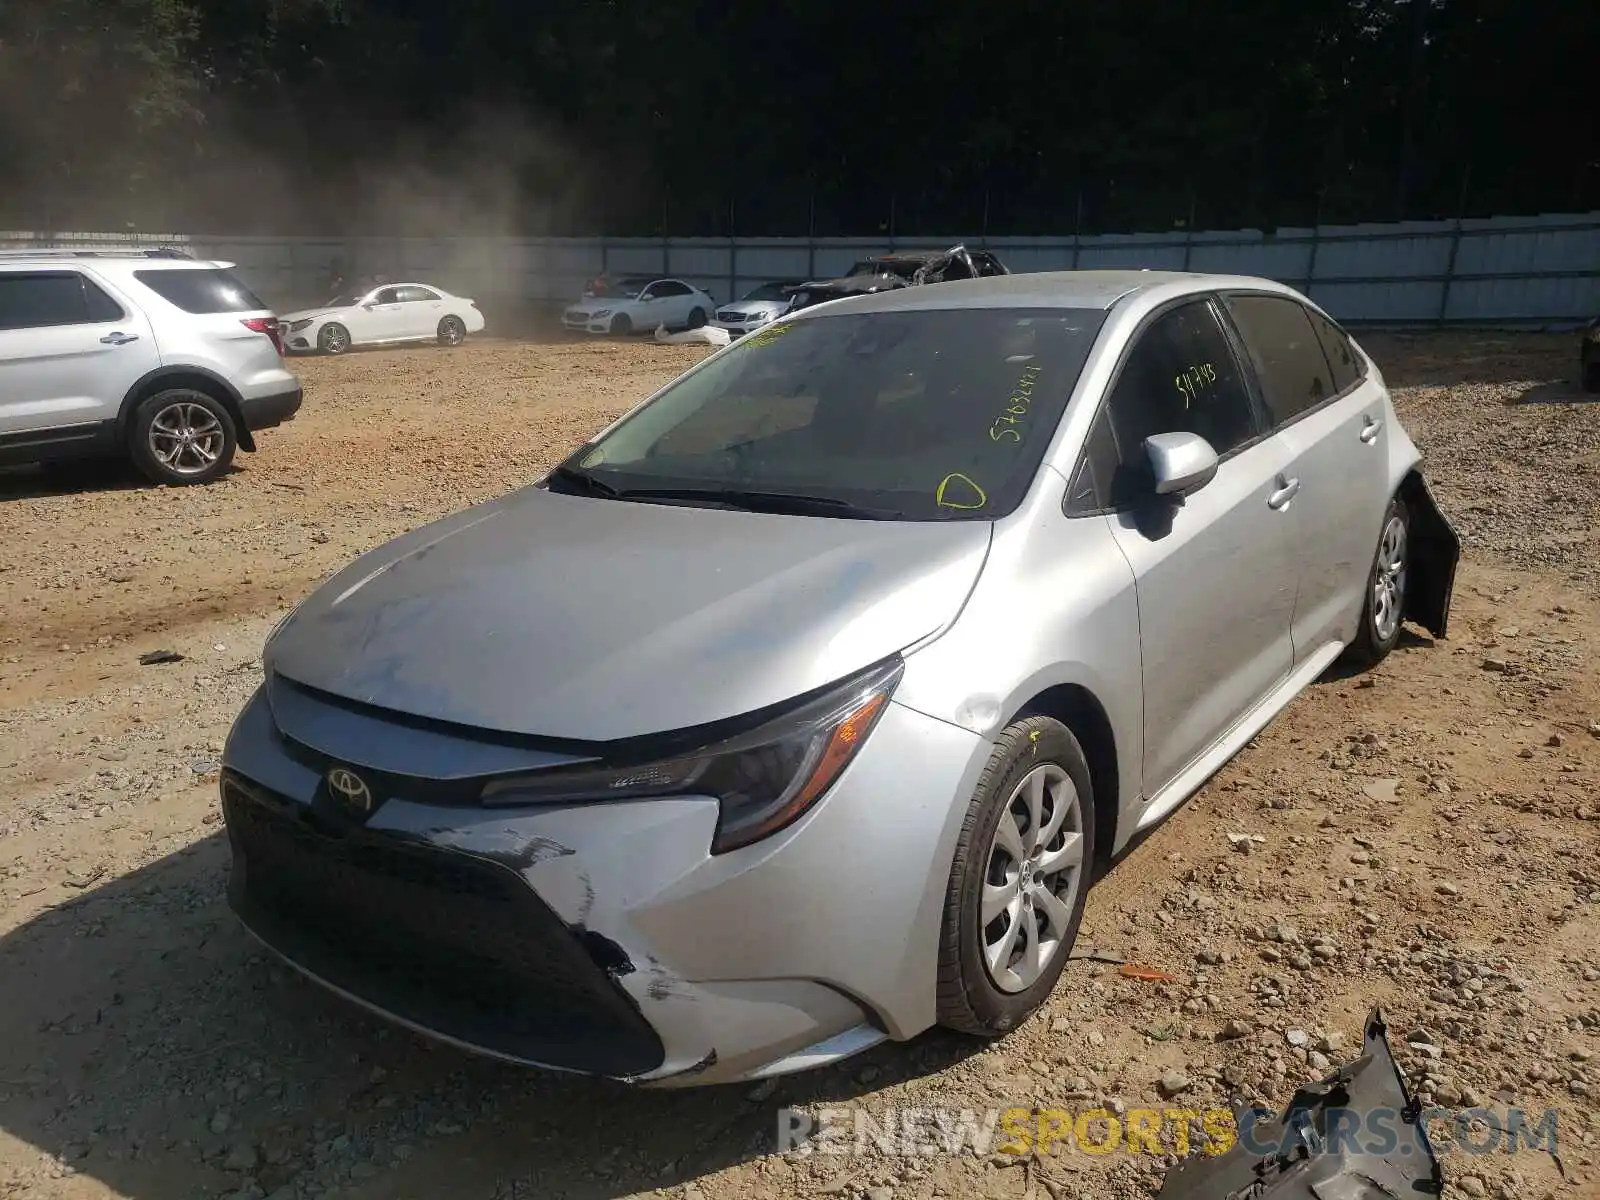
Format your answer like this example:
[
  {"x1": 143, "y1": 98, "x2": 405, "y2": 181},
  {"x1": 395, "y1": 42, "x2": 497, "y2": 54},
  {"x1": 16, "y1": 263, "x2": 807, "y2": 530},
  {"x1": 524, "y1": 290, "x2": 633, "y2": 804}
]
[
  {"x1": 588, "y1": 278, "x2": 653, "y2": 299},
  {"x1": 742, "y1": 283, "x2": 792, "y2": 302},
  {"x1": 555, "y1": 307, "x2": 1107, "y2": 521}
]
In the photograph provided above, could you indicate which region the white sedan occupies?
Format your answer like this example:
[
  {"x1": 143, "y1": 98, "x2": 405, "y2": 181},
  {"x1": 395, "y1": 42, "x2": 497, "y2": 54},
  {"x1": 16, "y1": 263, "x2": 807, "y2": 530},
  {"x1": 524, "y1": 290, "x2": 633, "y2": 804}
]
[
  {"x1": 278, "y1": 283, "x2": 485, "y2": 355},
  {"x1": 562, "y1": 277, "x2": 717, "y2": 337},
  {"x1": 712, "y1": 281, "x2": 809, "y2": 338}
]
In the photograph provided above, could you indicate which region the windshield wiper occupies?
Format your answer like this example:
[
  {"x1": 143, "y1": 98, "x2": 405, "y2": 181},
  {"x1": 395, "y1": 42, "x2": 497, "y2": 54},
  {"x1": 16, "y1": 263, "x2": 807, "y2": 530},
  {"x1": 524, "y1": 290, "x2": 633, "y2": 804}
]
[
  {"x1": 544, "y1": 464, "x2": 621, "y2": 497},
  {"x1": 617, "y1": 487, "x2": 902, "y2": 520}
]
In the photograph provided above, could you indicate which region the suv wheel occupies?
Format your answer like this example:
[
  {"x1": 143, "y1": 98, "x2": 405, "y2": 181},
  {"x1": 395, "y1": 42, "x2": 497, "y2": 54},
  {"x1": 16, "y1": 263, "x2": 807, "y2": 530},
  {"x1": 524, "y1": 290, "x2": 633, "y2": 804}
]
[
  {"x1": 936, "y1": 716, "x2": 1095, "y2": 1037},
  {"x1": 129, "y1": 389, "x2": 237, "y2": 485}
]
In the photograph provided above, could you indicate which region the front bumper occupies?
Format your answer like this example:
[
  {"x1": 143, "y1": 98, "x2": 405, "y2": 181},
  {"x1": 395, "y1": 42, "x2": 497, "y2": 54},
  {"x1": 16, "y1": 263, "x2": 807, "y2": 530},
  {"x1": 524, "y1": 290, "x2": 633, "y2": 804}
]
[
  {"x1": 562, "y1": 311, "x2": 614, "y2": 335},
  {"x1": 220, "y1": 681, "x2": 987, "y2": 1086}
]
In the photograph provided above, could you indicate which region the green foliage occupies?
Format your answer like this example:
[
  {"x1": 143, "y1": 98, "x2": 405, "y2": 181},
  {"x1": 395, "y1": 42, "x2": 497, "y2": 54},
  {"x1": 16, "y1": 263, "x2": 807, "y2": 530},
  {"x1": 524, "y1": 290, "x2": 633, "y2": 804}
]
[{"x1": 0, "y1": 0, "x2": 1593, "y2": 234}]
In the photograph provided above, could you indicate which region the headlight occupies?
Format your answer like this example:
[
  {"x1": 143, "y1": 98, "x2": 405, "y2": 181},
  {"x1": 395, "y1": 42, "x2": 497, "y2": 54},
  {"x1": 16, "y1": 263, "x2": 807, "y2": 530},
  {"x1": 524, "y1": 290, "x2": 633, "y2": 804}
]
[
  {"x1": 480, "y1": 657, "x2": 902, "y2": 853},
  {"x1": 288, "y1": 318, "x2": 313, "y2": 332},
  {"x1": 591, "y1": 309, "x2": 611, "y2": 319},
  {"x1": 748, "y1": 311, "x2": 771, "y2": 323}
]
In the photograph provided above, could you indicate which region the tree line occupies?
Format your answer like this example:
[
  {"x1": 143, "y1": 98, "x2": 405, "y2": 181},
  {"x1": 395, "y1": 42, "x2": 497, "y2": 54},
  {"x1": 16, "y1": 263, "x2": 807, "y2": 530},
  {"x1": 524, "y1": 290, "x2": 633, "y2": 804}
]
[{"x1": 1, "y1": 0, "x2": 1593, "y2": 236}]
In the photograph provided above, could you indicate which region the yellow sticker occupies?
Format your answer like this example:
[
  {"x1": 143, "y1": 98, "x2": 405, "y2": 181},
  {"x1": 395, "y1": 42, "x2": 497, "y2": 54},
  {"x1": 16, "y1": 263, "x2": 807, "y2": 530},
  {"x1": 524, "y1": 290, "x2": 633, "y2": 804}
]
[{"x1": 935, "y1": 472, "x2": 988, "y2": 510}]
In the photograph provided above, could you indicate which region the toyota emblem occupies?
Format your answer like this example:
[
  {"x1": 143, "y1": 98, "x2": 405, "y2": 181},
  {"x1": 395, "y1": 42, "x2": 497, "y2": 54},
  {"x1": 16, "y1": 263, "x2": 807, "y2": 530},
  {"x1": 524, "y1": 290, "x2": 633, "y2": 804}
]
[{"x1": 326, "y1": 767, "x2": 374, "y2": 813}]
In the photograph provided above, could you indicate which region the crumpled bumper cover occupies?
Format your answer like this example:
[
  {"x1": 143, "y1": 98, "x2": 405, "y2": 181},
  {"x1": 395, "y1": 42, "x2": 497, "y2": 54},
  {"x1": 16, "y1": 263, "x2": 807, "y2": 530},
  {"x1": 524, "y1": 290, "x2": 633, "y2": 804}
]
[{"x1": 1158, "y1": 1008, "x2": 1443, "y2": 1199}]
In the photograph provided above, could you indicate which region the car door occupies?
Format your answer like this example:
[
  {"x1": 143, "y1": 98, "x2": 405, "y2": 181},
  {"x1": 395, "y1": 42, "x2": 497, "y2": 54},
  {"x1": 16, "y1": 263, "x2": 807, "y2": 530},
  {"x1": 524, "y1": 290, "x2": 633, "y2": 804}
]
[
  {"x1": 1220, "y1": 293, "x2": 1389, "y2": 662},
  {"x1": 397, "y1": 286, "x2": 444, "y2": 338},
  {"x1": 647, "y1": 280, "x2": 687, "y2": 327},
  {"x1": 1075, "y1": 297, "x2": 1299, "y2": 797},
  {"x1": 360, "y1": 287, "x2": 408, "y2": 342},
  {"x1": 0, "y1": 269, "x2": 161, "y2": 439}
]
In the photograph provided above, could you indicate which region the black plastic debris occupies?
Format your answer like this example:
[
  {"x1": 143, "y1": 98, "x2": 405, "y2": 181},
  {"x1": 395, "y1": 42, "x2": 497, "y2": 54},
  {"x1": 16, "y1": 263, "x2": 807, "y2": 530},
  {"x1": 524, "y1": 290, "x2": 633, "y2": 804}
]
[
  {"x1": 137, "y1": 649, "x2": 185, "y2": 665},
  {"x1": 1159, "y1": 1008, "x2": 1443, "y2": 1199}
]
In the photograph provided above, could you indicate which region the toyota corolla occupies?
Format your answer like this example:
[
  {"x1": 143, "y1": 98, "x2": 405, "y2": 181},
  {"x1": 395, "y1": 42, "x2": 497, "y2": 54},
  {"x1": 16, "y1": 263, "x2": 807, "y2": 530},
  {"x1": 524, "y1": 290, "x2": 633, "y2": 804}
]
[{"x1": 220, "y1": 270, "x2": 1459, "y2": 1087}]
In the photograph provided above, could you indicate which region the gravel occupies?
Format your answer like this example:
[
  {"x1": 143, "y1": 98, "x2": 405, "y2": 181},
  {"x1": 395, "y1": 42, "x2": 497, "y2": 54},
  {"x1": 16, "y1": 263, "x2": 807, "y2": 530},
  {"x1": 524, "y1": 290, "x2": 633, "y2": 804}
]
[{"x1": 0, "y1": 332, "x2": 1597, "y2": 1200}]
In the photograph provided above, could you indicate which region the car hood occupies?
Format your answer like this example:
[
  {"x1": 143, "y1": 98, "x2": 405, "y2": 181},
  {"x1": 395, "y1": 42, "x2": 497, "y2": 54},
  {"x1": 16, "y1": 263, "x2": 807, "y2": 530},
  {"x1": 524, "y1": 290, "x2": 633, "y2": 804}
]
[
  {"x1": 278, "y1": 308, "x2": 343, "y2": 323},
  {"x1": 264, "y1": 486, "x2": 992, "y2": 742},
  {"x1": 569, "y1": 296, "x2": 640, "y2": 310}
]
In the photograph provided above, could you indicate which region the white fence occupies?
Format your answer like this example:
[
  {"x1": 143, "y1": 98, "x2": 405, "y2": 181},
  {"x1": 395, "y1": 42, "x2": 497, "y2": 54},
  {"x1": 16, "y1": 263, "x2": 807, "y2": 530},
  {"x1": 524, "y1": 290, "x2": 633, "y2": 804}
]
[{"x1": 6, "y1": 211, "x2": 1599, "y2": 325}]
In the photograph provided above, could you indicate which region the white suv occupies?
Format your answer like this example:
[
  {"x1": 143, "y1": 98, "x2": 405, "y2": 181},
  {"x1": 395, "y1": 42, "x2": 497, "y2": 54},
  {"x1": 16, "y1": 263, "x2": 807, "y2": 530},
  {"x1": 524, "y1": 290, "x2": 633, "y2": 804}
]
[{"x1": 0, "y1": 250, "x2": 302, "y2": 485}]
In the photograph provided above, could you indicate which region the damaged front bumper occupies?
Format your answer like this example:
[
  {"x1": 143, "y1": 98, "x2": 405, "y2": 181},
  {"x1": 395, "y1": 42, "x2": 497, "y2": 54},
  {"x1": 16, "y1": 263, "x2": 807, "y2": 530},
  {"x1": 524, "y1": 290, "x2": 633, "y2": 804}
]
[
  {"x1": 218, "y1": 679, "x2": 987, "y2": 1087},
  {"x1": 1159, "y1": 1009, "x2": 1443, "y2": 1199}
]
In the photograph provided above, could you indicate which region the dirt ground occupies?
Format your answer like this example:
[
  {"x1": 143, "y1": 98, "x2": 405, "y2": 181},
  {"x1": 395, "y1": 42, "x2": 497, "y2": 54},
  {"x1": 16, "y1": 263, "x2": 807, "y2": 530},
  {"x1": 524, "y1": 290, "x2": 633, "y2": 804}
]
[{"x1": 0, "y1": 331, "x2": 1597, "y2": 1200}]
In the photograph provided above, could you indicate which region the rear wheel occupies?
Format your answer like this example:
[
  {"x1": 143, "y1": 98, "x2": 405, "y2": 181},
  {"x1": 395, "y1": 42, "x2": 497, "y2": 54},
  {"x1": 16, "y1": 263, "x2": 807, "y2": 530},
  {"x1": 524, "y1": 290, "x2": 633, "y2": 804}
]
[
  {"x1": 609, "y1": 313, "x2": 633, "y2": 337},
  {"x1": 438, "y1": 315, "x2": 467, "y2": 346},
  {"x1": 128, "y1": 388, "x2": 237, "y2": 486},
  {"x1": 319, "y1": 322, "x2": 351, "y2": 355},
  {"x1": 687, "y1": 307, "x2": 708, "y2": 329},
  {"x1": 936, "y1": 716, "x2": 1095, "y2": 1038},
  {"x1": 1344, "y1": 495, "x2": 1410, "y2": 667},
  {"x1": 1582, "y1": 351, "x2": 1600, "y2": 394}
]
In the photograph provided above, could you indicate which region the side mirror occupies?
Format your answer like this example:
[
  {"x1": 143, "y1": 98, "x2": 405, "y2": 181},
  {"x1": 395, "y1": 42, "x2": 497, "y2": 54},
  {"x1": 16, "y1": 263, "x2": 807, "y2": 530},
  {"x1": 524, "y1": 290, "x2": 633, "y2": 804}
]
[{"x1": 1145, "y1": 431, "x2": 1219, "y2": 497}]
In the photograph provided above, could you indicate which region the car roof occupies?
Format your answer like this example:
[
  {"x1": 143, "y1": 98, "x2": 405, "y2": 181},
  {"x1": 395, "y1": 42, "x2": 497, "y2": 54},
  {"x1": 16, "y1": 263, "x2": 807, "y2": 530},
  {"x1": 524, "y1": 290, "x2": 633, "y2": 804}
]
[{"x1": 786, "y1": 270, "x2": 1297, "y2": 318}]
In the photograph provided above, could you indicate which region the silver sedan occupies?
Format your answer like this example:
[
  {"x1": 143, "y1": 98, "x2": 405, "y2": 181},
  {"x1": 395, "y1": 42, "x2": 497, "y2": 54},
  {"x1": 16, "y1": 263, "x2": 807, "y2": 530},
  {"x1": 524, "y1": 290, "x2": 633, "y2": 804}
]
[{"x1": 220, "y1": 270, "x2": 1459, "y2": 1087}]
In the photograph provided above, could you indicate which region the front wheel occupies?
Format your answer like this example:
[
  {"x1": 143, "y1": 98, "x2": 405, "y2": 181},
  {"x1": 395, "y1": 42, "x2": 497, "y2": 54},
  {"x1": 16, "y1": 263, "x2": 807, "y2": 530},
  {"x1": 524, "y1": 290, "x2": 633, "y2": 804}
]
[
  {"x1": 128, "y1": 389, "x2": 237, "y2": 485},
  {"x1": 609, "y1": 313, "x2": 633, "y2": 337},
  {"x1": 936, "y1": 716, "x2": 1095, "y2": 1038},
  {"x1": 438, "y1": 315, "x2": 466, "y2": 346},
  {"x1": 1344, "y1": 495, "x2": 1411, "y2": 667},
  {"x1": 319, "y1": 322, "x2": 351, "y2": 355}
]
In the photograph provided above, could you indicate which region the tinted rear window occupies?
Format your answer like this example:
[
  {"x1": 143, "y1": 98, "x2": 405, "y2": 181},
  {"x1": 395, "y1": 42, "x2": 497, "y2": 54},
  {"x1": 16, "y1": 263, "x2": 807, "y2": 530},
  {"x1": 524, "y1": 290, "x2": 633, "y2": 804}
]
[
  {"x1": 133, "y1": 268, "x2": 267, "y2": 314},
  {"x1": 1223, "y1": 294, "x2": 1335, "y2": 426},
  {"x1": 0, "y1": 271, "x2": 125, "y2": 330},
  {"x1": 565, "y1": 307, "x2": 1108, "y2": 522},
  {"x1": 1305, "y1": 307, "x2": 1365, "y2": 393}
]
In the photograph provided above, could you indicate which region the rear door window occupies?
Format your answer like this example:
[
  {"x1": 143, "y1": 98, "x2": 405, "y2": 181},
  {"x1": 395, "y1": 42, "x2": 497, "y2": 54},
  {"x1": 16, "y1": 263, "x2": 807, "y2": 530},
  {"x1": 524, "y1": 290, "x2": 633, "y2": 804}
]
[
  {"x1": 397, "y1": 286, "x2": 439, "y2": 303},
  {"x1": 1304, "y1": 306, "x2": 1365, "y2": 394},
  {"x1": 0, "y1": 271, "x2": 124, "y2": 330},
  {"x1": 1222, "y1": 294, "x2": 1337, "y2": 426},
  {"x1": 134, "y1": 268, "x2": 267, "y2": 314}
]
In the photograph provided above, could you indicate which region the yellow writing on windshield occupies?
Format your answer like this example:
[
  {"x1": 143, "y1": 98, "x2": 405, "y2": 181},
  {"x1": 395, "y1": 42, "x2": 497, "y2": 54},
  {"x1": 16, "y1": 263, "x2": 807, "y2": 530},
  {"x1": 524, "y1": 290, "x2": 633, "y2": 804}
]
[
  {"x1": 1175, "y1": 362, "x2": 1218, "y2": 409},
  {"x1": 743, "y1": 323, "x2": 795, "y2": 349},
  {"x1": 936, "y1": 472, "x2": 988, "y2": 510},
  {"x1": 988, "y1": 362, "x2": 1044, "y2": 444}
]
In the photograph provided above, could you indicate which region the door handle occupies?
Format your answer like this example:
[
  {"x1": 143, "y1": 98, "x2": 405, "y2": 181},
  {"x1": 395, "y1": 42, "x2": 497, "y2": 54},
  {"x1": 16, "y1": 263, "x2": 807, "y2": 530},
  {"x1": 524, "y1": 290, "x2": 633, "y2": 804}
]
[
  {"x1": 100, "y1": 332, "x2": 140, "y2": 346},
  {"x1": 1267, "y1": 476, "x2": 1301, "y2": 510},
  {"x1": 1360, "y1": 415, "x2": 1384, "y2": 444}
]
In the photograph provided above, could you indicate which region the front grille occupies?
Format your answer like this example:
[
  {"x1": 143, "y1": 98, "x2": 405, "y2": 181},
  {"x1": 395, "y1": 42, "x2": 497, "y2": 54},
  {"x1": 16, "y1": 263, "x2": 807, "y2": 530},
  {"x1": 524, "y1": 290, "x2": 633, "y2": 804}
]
[
  {"x1": 221, "y1": 773, "x2": 664, "y2": 1076},
  {"x1": 718, "y1": 311, "x2": 747, "y2": 323}
]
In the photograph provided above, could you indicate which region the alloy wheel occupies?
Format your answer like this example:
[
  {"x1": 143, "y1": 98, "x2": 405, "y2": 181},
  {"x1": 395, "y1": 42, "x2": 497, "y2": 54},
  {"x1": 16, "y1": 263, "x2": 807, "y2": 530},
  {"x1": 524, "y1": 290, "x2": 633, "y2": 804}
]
[
  {"x1": 981, "y1": 763, "x2": 1086, "y2": 994},
  {"x1": 1372, "y1": 514, "x2": 1408, "y2": 643},
  {"x1": 148, "y1": 402, "x2": 225, "y2": 477}
]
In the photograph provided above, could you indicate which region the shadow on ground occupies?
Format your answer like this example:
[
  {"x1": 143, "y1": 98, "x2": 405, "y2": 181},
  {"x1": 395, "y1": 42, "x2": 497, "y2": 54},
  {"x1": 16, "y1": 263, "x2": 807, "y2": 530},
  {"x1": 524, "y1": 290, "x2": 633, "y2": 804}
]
[
  {"x1": 0, "y1": 835, "x2": 982, "y2": 1199},
  {"x1": 1504, "y1": 380, "x2": 1600, "y2": 406},
  {"x1": 0, "y1": 458, "x2": 163, "y2": 503}
]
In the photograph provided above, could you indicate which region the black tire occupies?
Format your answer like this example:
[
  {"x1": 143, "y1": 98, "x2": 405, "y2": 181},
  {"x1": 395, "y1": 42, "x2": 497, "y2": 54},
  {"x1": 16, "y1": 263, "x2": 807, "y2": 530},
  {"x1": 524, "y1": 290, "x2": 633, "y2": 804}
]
[
  {"x1": 936, "y1": 715, "x2": 1096, "y2": 1038},
  {"x1": 127, "y1": 388, "x2": 237, "y2": 486},
  {"x1": 1344, "y1": 495, "x2": 1411, "y2": 667},
  {"x1": 1582, "y1": 353, "x2": 1600, "y2": 394},
  {"x1": 319, "y1": 322, "x2": 351, "y2": 355},
  {"x1": 438, "y1": 315, "x2": 467, "y2": 346},
  {"x1": 610, "y1": 313, "x2": 633, "y2": 337},
  {"x1": 687, "y1": 307, "x2": 708, "y2": 329}
]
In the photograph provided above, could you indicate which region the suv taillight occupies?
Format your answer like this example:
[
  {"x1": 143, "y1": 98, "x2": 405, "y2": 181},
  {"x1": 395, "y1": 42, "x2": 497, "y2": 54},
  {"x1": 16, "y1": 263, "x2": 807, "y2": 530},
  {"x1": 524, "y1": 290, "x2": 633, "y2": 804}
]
[{"x1": 241, "y1": 316, "x2": 284, "y2": 356}]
